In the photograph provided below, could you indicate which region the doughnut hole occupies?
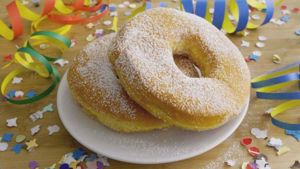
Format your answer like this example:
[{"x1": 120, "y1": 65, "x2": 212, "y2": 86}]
[{"x1": 173, "y1": 54, "x2": 201, "y2": 78}]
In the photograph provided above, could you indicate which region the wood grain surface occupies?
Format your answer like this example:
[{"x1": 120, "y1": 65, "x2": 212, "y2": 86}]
[{"x1": 0, "y1": 0, "x2": 299, "y2": 168}]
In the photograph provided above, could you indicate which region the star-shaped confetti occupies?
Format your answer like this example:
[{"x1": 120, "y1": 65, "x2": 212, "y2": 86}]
[
  {"x1": 224, "y1": 160, "x2": 236, "y2": 167},
  {"x1": 241, "y1": 40, "x2": 250, "y2": 47},
  {"x1": 48, "y1": 125, "x2": 60, "y2": 135},
  {"x1": 73, "y1": 148, "x2": 86, "y2": 160},
  {"x1": 54, "y1": 58, "x2": 69, "y2": 67},
  {"x1": 31, "y1": 125, "x2": 41, "y2": 135},
  {"x1": 29, "y1": 160, "x2": 39, "y2": 169},
  {"x1": 2, "y1": 133, "x2": 13, "y2": 142},
  {"x1": 15, "y1": 90, "x2": 24, "y2": 98},
  {"x1": 251, "y1": 128, "x2": 268, "y2": 139},
  {"x1": 12, "y1": 77, "x2": 23, "y2": 84},
  {"x1": 3, "y1": 54, "x2": 13, "y2": 61},
  {"x1": 6, "y1": 117, "x2": 18, "y2": 127},
  {"x1": 26, "y1": 139, "x2": 38, "y2": 151},
  {"x1": 45, "y1": 164, "x2": 56, "y2": 169},
  {"x1": 11, "y1": 143, "x2": 23, "y2": 154},
  {"x1": 0, "y1": 142, "x2": 8, "y2": 151},
  {"x1": 285, "y1": 130, "x2": 300, "y2": 141},
  {"x1": 43, "y1": 103, "x2": 54, "y2": 112},
  {"x1": 267, "y1": 137, "x2": 282, "y2": 149}
]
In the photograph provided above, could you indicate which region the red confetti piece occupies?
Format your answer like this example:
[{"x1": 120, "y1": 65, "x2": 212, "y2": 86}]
[
  {"x1": 241, "y1": 137, "x2": 253, "y2": 146},
  {"x1": 292, "y1": 8, "x2": 300, "y2": 13},
  {"x1": 248, "y1": 146, "x2": 260, "y2": 157},
  {"x1": 3, "y1": 54, "x2": 12, "y2": 61},
  {"x1": 244, "y1": 57, "x2": 251, "y2": 62},
  {"x1": 280, "y1": 5, "x2": 287, "y2": 10}
]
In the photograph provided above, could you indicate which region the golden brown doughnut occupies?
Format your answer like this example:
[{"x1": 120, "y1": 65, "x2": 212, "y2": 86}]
[{"x1": 109, "y1": 8, "x2": 251, "y2": 131}]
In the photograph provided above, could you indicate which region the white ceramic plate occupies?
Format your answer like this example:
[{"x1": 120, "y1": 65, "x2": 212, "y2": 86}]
[{"x1": 57, "y1": 72, "x2": 249, "y2": 164}]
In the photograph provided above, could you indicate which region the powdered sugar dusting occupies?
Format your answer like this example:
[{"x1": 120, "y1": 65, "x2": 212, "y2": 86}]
[{"x1": 110, "y1": 8, "x2": 250, "y2": 128}]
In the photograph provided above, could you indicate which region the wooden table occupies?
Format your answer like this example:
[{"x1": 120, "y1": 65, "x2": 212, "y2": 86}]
[{"x1": 0, "y1": 0, "x2": 299, "y2": 168}]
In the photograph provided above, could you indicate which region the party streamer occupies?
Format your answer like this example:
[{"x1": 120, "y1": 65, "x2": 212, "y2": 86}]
[
  {"x1": 252, "y1": 62, "x2": 300, "y2": 130},
  {"x1": 0, "y1": 0, "x2": 109, "y2": 40},
  {"x1": 1, "y1": 31, "x2": 71, "y2": 104},
  {"x1": 131, "y1": 0, "x2": 284, "y2": 33}
]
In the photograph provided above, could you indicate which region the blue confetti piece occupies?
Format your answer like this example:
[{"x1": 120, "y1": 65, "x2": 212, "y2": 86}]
[
  {"x1": 280, "y1": 15, "x2": 289, "y2": 23},
  {"x1": 159, "y1": 2, "x2": 168, "y2": 7},
  {"x1": 285, "y1": 130, "x2": 300, "y2": 141},
  {"x1": 295, "y1": 29, "x2": 300, "y2": 36},
  {"x1": 59, "y1": 163, "x2": 69, "y2": 169},
  {"x1": 249, "y1": 54, "x2": 260, "y2": 61},
  {"x1": 26, "y1": 90, "x2": 36, "y2": 98},
  {"x1": 6, "y1": 90, "x2": 16, "y2": 98},
  {"x1": 109, "y1": 4, "x2": 117, "y2": 12},
  {"x1": 11, "y1": 144, "x2": 23, "y2": 154},
  {"x1": 72, "y1": 148, "x2": 86, "y2": 160},
  {"x1": 2, "y1": 133, "x2": 13, "y2": 142}
]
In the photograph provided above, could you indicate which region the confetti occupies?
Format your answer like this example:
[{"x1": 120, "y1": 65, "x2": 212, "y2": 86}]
[
  {"x1": 86, "y1": 34, "x2": 95, "y2": 42},
  {"x1": 248, "y1": 146, "x2": 260, "y2": 157},
  {"x1": 70, "y1": 39, "x2": 77, "y2": 48},
  {"x1": 85, "y1": 23, "x2": 95, "y2": 29},
  {"x1": 241, "y1": 40, "x2": 250, "y2": 47},
  {"x1": 26, "y1": 139, "x2": 38, "y2": 151},
  {"x1": 118, "y1": 4, "x2": 125, "y2": 8},
  {"x1": 256, "y1": 42, "x2": 265, "y2": 48},
  {"x1": 6, "y1": 117, "x2": 18, "y2": 127},
  {"x1": 276, "y1": 145, "x2": 290, "y2": 155},
  {"x1": 280, "y1": 15, "x2": 290, "y2": 23},
  {"x1": 45, "y1": 164, "x2": 56, "y2": 169},
  {"x1": 249, "y1": 53, "x2": 260, "y2": 61},
  {"x1": 292, "y1": 8, "x2": 300, "y2": 14},
  {"x1": 31, "y1": 125, "x2": 41, "y2": 136},
  {"x1": 281, "y1": 9, "x2": 291, "y2": 15},
  {"x1": 59, "y1": 163, "x2": 69, "y2": 169},
  {"x1": 124, "y1": 11, "x2": 132, "y2": 16},
  {"x1": 6, "y1": 90, "x2": 16, "y2": 98},
  {"x1": 26, "y1": 90, "x2": 36, "y2": 98},
  {"x1": 54, "y1": 58, "x2": 69, "y2": 67},
  {"x1": 15, "y1": 90, "x2": 24, "y2": 98},
  {"x1": 295, "y1": 29, "x2": 300, "y2": 36},
  {"x1": 271, "y1": 18, "x2": 285, "y2": 25},
  {"x1": 4, "y1": 54, "x2": 13, "y2": 61},
  {"x1": 97, "y1": 154, "x2": 110, "y2": 166},
  {"x1": 251, "y1": 128, "x2": 268, "y2": 139},
  {"x1": 12, "y1": 77, "x2": 23, "y2": 84},
  {"x1": 0, "y1": 142, "x2": 8, "y2": 151},
  {"x1": 2, "y1": 133, "x2": 13, "y2": 142},
  {"x1": 224, "y1": 160, "x2": 236, "y2": 167},
  {"x1": 129, "y1": 3, "x2": 137, "y2": 9},
  {"x1": 43, "y1": 103, "x2": 54, "y2": 112},
  {"x1": 103, "y1": 20, "x2": 112, "y2": 26},
  {"x1": 285, "y1": 130, "x2": 300, "y2": 141},
  {"x1": 240, "y1": 137, "x2": 252, "y2": 146},
  {"x1": 255, "y1": 156, "x2": 271, "y2": 169},
  {"x1": 39, "y1": 43, "x2": 49, "y2": 50},
  {"x1": 29, "y1": 161, "x2": 39, "y2": 169},
  {"x1": 258, "y1": 36, "x2": 267, "y2": 41},
  {"x1": 272, "y1": 54, "x2": 281, "y2": 64},
  {"x1": 123, "y1": 1, "x2": 130, "y2": 6},
  {"x1": 251, "y1": 14, "x2": 260, "y2": 20},
  {"x1": 109, "y1": 4, "x2": 117, "y2": 12},
  {"x1": 95, "y1": 29, "x2": 104, "y2": 38},
  {"x1": 291, "y1": 161, "x2": 300, "y2": 169},
  {"x1": 48, "y1": 125, "x2": 60, "y2": 135},
  {"x1": 267, "y1": 137, "x2": 282, "y2": 149},
  {"x1": 60, "y1": 152, "x2": 76, "y2": 164},
  {"x1": 73, "y1": 148, "x2": 86, "y2": 160},
  {"x1": 16, "y1": 135, "x2": 26, "y2": 143},
  {"x1": 110, "y1": 11, "x2": 118, "y2": 17},
  {"x1": 11, "y1": 144, "x2": 23, "y2": 154}
]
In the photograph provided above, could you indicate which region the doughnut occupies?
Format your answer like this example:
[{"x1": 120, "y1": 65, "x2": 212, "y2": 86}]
[
  {"x1": 67, "y1": 33, "x2": 199, "y2": 132},
  {"x1": 109, "y1": 8, "x2": 251, "y2": 131}
]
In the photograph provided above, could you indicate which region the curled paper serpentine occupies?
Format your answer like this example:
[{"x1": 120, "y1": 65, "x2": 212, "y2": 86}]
[
  {"x1": 131, "y1": 0, "x2": 284, "y2": 34},
  {"x1": 0, "y1": 0, "x2": 109, "y2": 40},
  {"x1": 252, "y1": 62, "x2": 300, "y2": 130}
]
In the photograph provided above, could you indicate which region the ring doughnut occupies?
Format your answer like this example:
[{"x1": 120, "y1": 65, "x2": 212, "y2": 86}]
[
  {"x1": 68, "y1": 33, "x2": 199, "y2": 132},
  {"x1": 109, "y1": 8, "x2": 251, "y2": 131}
]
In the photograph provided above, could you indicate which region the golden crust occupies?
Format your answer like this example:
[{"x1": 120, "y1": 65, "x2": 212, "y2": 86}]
[{"x1": 109, "y1": 8, "x2": 251, "y2": 131}]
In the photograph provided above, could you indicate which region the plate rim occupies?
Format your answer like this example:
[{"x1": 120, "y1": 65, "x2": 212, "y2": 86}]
[{"x1": 57, "y1": 72, "x2": 249, "y2": 164}]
